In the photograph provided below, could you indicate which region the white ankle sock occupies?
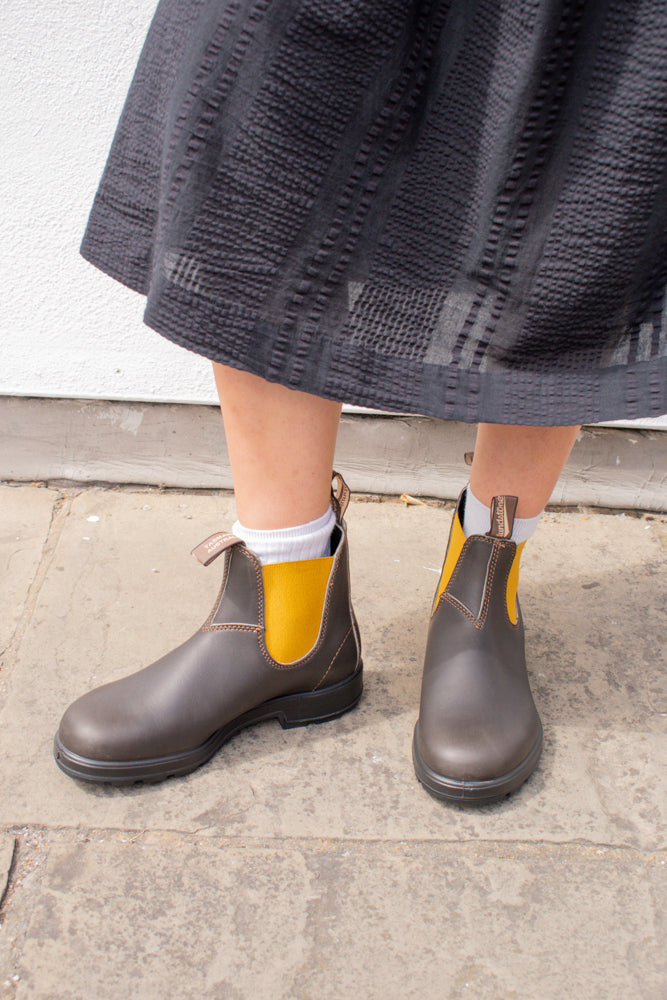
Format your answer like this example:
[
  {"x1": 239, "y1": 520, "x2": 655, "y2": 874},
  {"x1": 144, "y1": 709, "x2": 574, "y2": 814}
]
[
  {"x1": 462, "y1": 486, "x2": 542, "y2": 544},
  {"x1": 232, "y1": 506, "x2": 336, "y2": 565}
]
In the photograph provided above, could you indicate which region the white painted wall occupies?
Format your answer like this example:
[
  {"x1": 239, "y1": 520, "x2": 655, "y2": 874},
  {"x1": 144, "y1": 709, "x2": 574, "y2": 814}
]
[
  {"x1": 1, "y1": 2, "x2": 665, "y2": 427},
  {"x1": 2, "y1": 0, "x2": 215, "y2": 405}
]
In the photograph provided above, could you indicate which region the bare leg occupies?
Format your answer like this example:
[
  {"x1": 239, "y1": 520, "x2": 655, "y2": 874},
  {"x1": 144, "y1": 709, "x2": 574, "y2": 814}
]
[
  {"x1": 469, "y1": 423, "x2": 580, "y2": 517},
  {"x1": 213, "y1": 364, "x2": 342, "y2": 528}
]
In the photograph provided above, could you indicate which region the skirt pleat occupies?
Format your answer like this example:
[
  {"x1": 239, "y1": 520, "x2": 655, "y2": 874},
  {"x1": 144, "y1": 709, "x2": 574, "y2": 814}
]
[{"x1": 81, "y1": 0, "x2": 667, "y2": 424}]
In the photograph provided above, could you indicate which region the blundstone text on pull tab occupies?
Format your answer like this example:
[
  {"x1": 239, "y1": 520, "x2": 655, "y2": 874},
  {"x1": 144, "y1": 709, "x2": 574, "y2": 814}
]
[
  {"x1": 488, "y1": 496, "x2": 518, "y2": 540},
  {"x1": 191, "y1": 532, "x2": 244, "y2": 566}
]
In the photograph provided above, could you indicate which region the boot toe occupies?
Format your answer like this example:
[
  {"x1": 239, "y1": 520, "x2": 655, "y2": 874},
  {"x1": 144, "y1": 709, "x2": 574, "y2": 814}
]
[
  {"x1": 414, "y1": 706, "x2": 541, "y2": 779},
  {"x1": 413, "y1": 712, "x2": 543, "y2": 804},
  {"x1": 56, "y1": 680, "x2": 162, "y2": 765},
  {"x1": 58, "y1": 693, "x2": 110, "y2": 761}
]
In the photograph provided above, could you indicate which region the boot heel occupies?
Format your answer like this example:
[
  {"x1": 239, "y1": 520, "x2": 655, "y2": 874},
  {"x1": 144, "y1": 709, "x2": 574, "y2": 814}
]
[{"x1": 276, "y1": 665, "x2": 363, "y2": 728}]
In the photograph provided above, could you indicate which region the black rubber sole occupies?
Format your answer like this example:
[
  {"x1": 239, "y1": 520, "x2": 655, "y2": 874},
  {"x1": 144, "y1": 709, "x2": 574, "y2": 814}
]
[
  {"x1": 412, "y1": 721, "x2": 543, "y2": 806},
  {"x1": 54, "y1": 665, "x2": 363, "y2": 785}
]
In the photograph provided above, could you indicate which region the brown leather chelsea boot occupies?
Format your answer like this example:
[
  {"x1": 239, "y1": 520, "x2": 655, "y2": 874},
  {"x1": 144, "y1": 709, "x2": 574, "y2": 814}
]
[
  {"x1": 413, "y1": 491, "x2": 542, "y2": 805},
  {"x1": 54, "y1": 474, "x2": 362, "y2": 784}
]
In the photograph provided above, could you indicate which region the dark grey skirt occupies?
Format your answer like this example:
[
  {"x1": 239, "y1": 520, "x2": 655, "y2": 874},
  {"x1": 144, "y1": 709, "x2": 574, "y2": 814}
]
[{"x1": 81, "y1": 0, "x2": 667, "y2": 425}]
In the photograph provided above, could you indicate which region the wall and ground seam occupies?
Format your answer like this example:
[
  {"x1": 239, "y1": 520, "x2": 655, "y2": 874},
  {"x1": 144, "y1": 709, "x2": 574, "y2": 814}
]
[{"x1": 0, "y1": 396, "x2": 665, "y2": 511}]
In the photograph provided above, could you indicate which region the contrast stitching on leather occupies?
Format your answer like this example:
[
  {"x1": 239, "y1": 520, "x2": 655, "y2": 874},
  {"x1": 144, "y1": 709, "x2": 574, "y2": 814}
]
[
  {"x1": 351, "y1": 608, "x2": 362, "y2": 661},
  {"x1": 243, "y1": 546, "x2": 264, "y2": 625},
  {"x1": 261, "y1": 569, "x2": 337, "y2": 668},
  {"x1": 478, "y1": 544, "x2": 500, "y2": 626},
  {"x1": 441, "y1": 535, "x2": 478, "y2": 603},
  {"x1": 206, "y1": 545, "x2": 263, "y2": 627},
  {"x1": 201, "y1": 623, "x2": 262, "y2": 634},
  {"x1": 203, "y1": 550, "x2": 231, "y2": 627},
  {"x1": 313, "y1": 626, "x2": 353, "y2": 690},
  {"x1": 467, "y1": 540, "x2": 518, "y2": 630},
  {"x1": 433, "y1": 552, "x2": 460, "y2": 617},
  {"x1": 443, "y1": 593, "x2": 484, "y2": 628},
  {"x1": 441, "y1": 539, "x2": 504, "y2": 630},
  {"x1": 347, "y1": 542, "x2": 362, "y2": 663},
  {"x1": 466, "y1": 547, "x2": 494, "y2": 619},
  {"x1": 257, "y1": 529, "x2": 343, "y2": 669},
  {"x1": 203, "y1": 519, "x2": 348, "y2": 666},
  {"x1": 480, "y1": 538, "x2": 520, "y2": 628},
  {"x1": 311, "y1": 523, "x2": 347, "y2": 652},
  {"x1": 431, "y1": 508, "x2": 465, "y2": 612},
  {"x1": 440, "y1": 537, "x2": 493, "y2": 628},
  {"x1": 500, "y1": 544, "x2": 522, "y2": 629}
]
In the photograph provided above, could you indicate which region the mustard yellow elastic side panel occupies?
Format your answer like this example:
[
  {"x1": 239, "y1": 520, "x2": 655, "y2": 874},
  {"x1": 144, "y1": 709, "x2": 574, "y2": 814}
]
[
  {"x1": 506, "y1": 541, "x2": 525, "y2": 625},
  {"x1": 262, "y1": 556, "x2": 334, "y2": 663},
  {"x1": 433, "y1": 513, "x2": 466, "y2": 610}
]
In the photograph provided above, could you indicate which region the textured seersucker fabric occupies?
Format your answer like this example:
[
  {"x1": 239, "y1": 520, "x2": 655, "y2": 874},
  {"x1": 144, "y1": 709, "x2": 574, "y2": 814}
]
[{"x1": 81, "y1": 0, "x2": 667, "y2": 425}]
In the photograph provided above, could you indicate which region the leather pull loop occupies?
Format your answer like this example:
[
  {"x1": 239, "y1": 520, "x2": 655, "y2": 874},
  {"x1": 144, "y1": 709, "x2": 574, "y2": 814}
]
[
  {"x1": 191, "y1": 531, "x2": 245, "y2": 566},
  {"x1": 487, "y1": 496, "x2": 518, "y2": 540},
  {"x1": 464, "y1": 451, "x2": 474, "y2": 466},
  {"x1": 331, "y1": 471, "x2": 350, "y2": 519}
]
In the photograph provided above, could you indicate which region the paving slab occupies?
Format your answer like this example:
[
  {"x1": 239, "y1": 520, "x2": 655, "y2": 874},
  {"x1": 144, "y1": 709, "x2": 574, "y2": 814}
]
[
  {"x1": 0, "y1": 486, "x2": 57, "y2": 653},
  {"x1": 0, "y1": 488, "x2": 663, "y2": 848},
  {"x1": 2, "y1": 836, "x2": 663, "y2": 1000}
]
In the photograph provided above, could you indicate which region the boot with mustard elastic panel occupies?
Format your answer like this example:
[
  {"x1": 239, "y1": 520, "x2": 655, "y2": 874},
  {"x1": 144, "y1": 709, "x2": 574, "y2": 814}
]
[
  {"x1": 413, "y1": 490, "x2": 542, "y2": 805},
  {"x1": 54, "y1": 474, "x2": 362, "y2": 784}
]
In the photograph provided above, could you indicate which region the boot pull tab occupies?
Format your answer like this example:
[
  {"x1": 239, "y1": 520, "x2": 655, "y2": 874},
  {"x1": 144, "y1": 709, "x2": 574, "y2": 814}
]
[
  {"x1": 191, "y1": 531, "x2": 245, "y2": 566},
  {"x1": 331, "y1": 471, "x2": 351, "y2": 519},
  {"x1": 487, "y1": 496, "x2": 518, "y2": 540},
  {"x1": 464, "y1": 451, "x2": 474, "y2": 466}
]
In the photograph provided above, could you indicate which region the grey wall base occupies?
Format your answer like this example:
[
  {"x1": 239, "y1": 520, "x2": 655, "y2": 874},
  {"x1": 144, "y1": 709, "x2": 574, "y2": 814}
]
[{"x1": 1, "y1": 396, "x2": 665, "y2": 510}]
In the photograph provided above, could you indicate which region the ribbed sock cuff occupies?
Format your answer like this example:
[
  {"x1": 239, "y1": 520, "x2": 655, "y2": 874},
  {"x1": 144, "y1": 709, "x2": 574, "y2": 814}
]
[
  {"x1": 232, "y1": 506, "x2": 336, "y2": 565},
  {"x1": 463, "y1": 486, "x2": 542, "y2": 544}
]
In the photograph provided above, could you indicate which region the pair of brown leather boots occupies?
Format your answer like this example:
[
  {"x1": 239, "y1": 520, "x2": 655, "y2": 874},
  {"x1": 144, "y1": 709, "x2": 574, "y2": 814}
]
[{"x1": 54, "y1": 474, "x2": 542, "y2": 805}]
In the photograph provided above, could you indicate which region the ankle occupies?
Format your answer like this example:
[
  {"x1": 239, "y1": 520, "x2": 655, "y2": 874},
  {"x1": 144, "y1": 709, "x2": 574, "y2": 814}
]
[
  {"x1": 232, "y1": 506, "x2": 336, "y2": 564},
  {"x1": 463, "y1": 486, "x2": 542, "y2": 544}
]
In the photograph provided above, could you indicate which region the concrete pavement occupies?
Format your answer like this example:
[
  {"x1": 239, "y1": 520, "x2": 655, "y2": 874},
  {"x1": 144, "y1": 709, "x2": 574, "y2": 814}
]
[{"x1": 0, "y1": 482, "x2": 665, "y2": 998}]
